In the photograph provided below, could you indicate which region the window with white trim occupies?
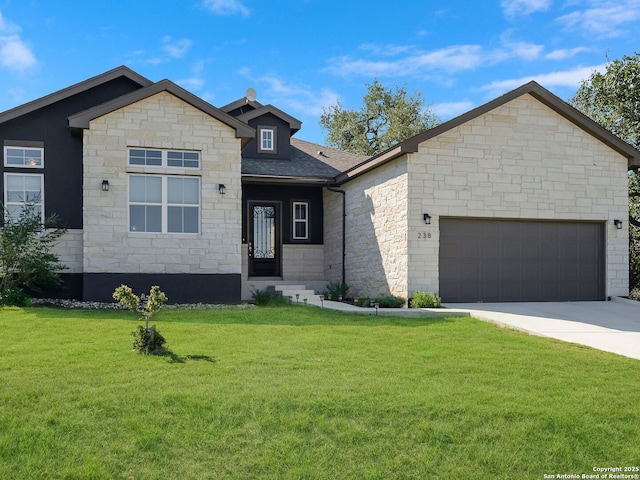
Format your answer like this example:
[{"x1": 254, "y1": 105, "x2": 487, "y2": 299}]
[
  {"x1": 293, "y1": 201, "x2": 309, "y2": 240},
  {"x1": 4, "y1": 146, "x2": 44, "y2": 168},
  {"x1": 129, "y1": 148, "x2": 200, "y2": 169},
  {"x1": 258, "y1": 127, "x2": 276, "y2": 153},
  {"x1": 129, "y1": 174, "x2": 200, "y2": 233},
  {"x1": 4, "y1": 173, "x2": 44, "y2": 221}
]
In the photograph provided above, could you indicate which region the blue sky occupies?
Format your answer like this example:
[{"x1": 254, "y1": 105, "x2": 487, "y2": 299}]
[{"x1": 0, "y1": 0, "x2": 638, "y2": 144}]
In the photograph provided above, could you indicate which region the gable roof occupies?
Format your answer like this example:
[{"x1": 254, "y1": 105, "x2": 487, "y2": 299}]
[
  {"x1": 219, "y1": 97, "x2": 264, "y2": 114},
  {"x1": 237, "y1": 104, "x2": 302, "y2": 135},
  {"x1": 0, "y1": 65, "x2": 152, "y2": 126},
  {"x1": 335, "y1": 81, "x2": 640, "y2": 184},
  {"x1": 68, "y1": 79, "x2": 255, "y2": 147}
]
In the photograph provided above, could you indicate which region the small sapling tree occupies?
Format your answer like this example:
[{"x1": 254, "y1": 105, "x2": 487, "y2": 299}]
[{"x1": 113, "y1": 285, "x2": 168, "y2": 354}]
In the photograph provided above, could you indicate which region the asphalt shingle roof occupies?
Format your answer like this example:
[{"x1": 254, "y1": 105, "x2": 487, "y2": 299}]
[{"x1": 241, "y1": 138, "x2": 368, "y2": 180}]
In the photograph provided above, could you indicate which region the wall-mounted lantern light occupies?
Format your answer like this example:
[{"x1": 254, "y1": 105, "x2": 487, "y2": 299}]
[
  {"x1": 423, "y1": 213, "x2": 432, "y2": 225},
  {"x1": 614, "y1": 219, "x2": 623, "y2": 230},
  {"x1": 219, "y1": 184, "x2": 226, "y2": 195},
  {"x1": 101, "y1": 180, "x2": 109, "y2": 192}
]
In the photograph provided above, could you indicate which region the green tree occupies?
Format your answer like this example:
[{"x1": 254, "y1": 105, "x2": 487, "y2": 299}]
[
  {"x1": 320, "y1": 79, "x2": 439, "y2": 155},
  {"x1": 570, "y1": 53, "x2": 640, "y2": 288},
  {"x1": 0, "y1": 205, "x2": 67, "y2": 295}
]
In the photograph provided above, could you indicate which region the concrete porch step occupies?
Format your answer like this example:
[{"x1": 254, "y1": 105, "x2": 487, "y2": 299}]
[{"x1": 274, "y1": 285, "x2": 319, "y2": 303}]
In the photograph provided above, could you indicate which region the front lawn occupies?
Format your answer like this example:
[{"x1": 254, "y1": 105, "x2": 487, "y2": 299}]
[{"x1": 0, "y1": 305, "x2": 638, "y2": 479}]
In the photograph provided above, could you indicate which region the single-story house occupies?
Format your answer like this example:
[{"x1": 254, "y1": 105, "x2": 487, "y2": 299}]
[{"x1": 0, "y1": 66, "x2": 636, "y2": 303}]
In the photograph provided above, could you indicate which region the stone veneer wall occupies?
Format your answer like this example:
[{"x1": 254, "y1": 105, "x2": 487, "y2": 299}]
[
  {"x1": 340, "y1": 158, "x2": 409, "y2": 298},
  {"x1": 322, "y1": 189, "x2": 344, "y2": 284},
  {"x1": 406, "y1": 94, "x2": 629, "y2": 297},
  {"x1": 82, "y1": 92, "x2": 242, "y2": 276},
  {"x1": 52, "y1": 229, "x2": 83, "y2": 273}
]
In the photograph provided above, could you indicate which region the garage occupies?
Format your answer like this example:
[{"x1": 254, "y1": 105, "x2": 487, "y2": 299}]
[{"x1": 439, "y1": 218, "x2": 606, "y2": 302}]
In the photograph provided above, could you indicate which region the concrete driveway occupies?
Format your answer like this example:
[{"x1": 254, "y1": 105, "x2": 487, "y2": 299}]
[{"x1": 443, "y1": 297, "x2": 640, "y2": 360}]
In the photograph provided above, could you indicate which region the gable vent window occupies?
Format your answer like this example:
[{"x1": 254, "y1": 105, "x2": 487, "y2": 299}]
[
  {"x1": 258, "y1": 127, "x2": 277, "y2": 153},
  {"x1": 4, "y1": 146, "x2": 44, "y2": 168},
  {"x1": 293, "y1": 201, "x2": 309, "y2": 240},
  {"x1": 129, "y1": 148, "x2": 200, "y2": 169}
]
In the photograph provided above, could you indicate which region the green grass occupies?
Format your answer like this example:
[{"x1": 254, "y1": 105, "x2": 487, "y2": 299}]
[{"x1": 1, "y1": 305, "x2": 638, "y2": 479}]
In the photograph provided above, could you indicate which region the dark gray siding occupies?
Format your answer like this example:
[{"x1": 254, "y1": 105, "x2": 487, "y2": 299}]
[
  {"x1": 0, "y1": 77, "x2": 145, "y2": 228},
  {"x1": 242, "y1": 183, "x2": 323, "y2": 244},
  {"x1": 241, "y1": 113, "x2": 292, "y2": 160}
]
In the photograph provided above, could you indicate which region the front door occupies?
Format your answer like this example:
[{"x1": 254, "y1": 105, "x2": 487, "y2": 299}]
[{"x1": 248, "y1": 202, "x2": 281, "y2": 277}]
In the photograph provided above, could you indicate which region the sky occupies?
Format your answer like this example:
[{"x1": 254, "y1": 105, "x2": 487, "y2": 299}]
[{"x1": 0, "y1": 0, "x2": 638, "y2": 145}]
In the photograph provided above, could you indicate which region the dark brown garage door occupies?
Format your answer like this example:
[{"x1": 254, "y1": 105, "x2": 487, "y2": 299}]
[{"x1": 439, "y1": 218, "x2": 605, "y2": 302}]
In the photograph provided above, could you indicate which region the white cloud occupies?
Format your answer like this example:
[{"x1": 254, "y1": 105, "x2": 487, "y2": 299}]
[
  {"x1": 201, "y1": 0, "x2": 251, "y2": 16},
  {"x1": 0, "y1": 12, "x2": 36, "y2": 73},
  {"x1": 545, "y1": 47, "x2": 589, "y2": 60},
  {"x1": 252, "y1": 74, "x2": 340, "y2": 117},
  {"x1": 431, "y1": 101, "x2": 476, "y2": 119},
  {"x1": 557, "y1": 0, "x2": 640, "y2": 38},
  {"x1": 162, "y1": 37, "x2": 192, "y2": 59},
  {"x1": 324, "y1": 38, "x2": 546, "y2": 80},
  {"x1": 502, "y1": 0, "x2": 552, "y2": 17},
  {"x1": 176, "y1": 60, "x2": 209, "y2": 92},
  {"x1": 479, "y1": 64, "x2": 607, "y2": 96},
  {"x1": 0, "y1": 35, "x2": 36, "y2": 72},
  {"x1": 325, "y1": 45, "x2": 488, "y2": 78}
]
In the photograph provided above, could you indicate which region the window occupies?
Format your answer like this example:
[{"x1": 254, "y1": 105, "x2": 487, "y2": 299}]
[
  {"x1": 258, "y1": 127, "x2": 276, "y2": 153},
  {"x1": 129, "y1": 175, "x2": 200, "y2": 233},
  {"x1": 4, "y1": 173, "x2": 44, "y2": 221},
  {"x1": 293, "y1": 202, "x2": 309, "y2": 240},
  {"x1": 4, "y1": 146, "x2": 44, "y2": 168},
  {"x1": 128, "y1": 148, "x2": 200, "y2": 169}
]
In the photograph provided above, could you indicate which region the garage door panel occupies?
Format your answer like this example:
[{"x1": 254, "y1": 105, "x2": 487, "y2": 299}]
[{"x1": 439, "y1": 218, "x2": 605, "y2": 302}]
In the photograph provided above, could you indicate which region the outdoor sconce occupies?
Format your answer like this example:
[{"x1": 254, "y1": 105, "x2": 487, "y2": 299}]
[
  {"x1": 614, "y1": 219, "x2": 623, "y2": 230},
  {"x1": 423, "y1": 213, "x2": 432, "y2": 225},
  {"x1": 101, "y1": 180, "x2": 109, "y2": 192},
  {"x1": 219, "y1": 184, "x2": 226, "y2": 195}
]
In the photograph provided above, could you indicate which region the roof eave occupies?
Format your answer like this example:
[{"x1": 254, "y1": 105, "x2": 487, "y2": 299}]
[
  {"x1": 0, "y1": 66, "x2": 152, "y2": 126},
  {"x1": 68, "y1": 79, "x2": 255, "y2": 142},
  {"x1": 242, "y1": 174, "x2": 330, "y2": 185},
  {"x1": 334, "y1": 80, "x2": 640, "y2": 183}
]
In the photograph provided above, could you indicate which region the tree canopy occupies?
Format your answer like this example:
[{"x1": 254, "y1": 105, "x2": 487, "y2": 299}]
[
  {"x1": 570, "y1": 53, "x2": 640, "y2": 289},
  {"x1": 319, "y1": 79, "x2": 439, "y2": 156},
  {"x1": 570, "y1": 53, "x2": 640, "y2": 148}
]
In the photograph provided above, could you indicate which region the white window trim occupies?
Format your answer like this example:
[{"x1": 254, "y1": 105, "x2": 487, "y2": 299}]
[
  {"x1": 128, "y1": 148, "x2": 201, "y2": 169},
  {"x1": 3, "y1": 172, "x2": 45, "y2": 222},
  {"x1": 128, "y1": 174, "x2": 201, "y2": 234},
  {"x1": 4, "y1": 146, "x2": 44, "y2": 168},
  {"x1": 292, "y1": 201, "x2": 309, "y2": 240},
  {"x1": 258, "y1": 127, "x2": 276, "y2": 153}
]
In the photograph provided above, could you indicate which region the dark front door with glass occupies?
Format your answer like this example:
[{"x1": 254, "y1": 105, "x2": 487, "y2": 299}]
[{"x1": 248, "y1": 202, "x2": 281, "y2": 277}]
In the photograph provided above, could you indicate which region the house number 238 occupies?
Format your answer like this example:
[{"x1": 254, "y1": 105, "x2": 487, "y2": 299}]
[{"x1": 418, "y1": 232, "x2": 431, "y2": 239}]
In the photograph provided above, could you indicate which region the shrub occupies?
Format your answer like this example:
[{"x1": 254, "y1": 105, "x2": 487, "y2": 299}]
[
  {"x1": 355, "y1": 294, "x2": 405, "y2": 308},
  {"x1": 0, "y1": 286, "x2": 30, "y2": 307},
  {"x1": 132, "y1": 325, "x2": 166, "y2": 355},
  {"x1": 113, "y1": 285, "x2": 168, "y2": 355},
  {"x1": 326, "y1": 281, "x2": 349, "y2": 301},
  {"x1": 355, "y1": 296, "x2": 371, "y2": 307},
  {"x1": 0, "y1": 205, "x2": 67, "y2": 294},
  {"x1": 629, "y1": 287, "x2": 640, "y2": 301},
  {"x1": 251, "y1": 288, "x2": 289, "y2": 306},
  {"x1": 371, "y1": 294, "x2": 405, "y2": 308},
  {"x1": 411, "y1": 290, "x2": 442, "y2": 308}
]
